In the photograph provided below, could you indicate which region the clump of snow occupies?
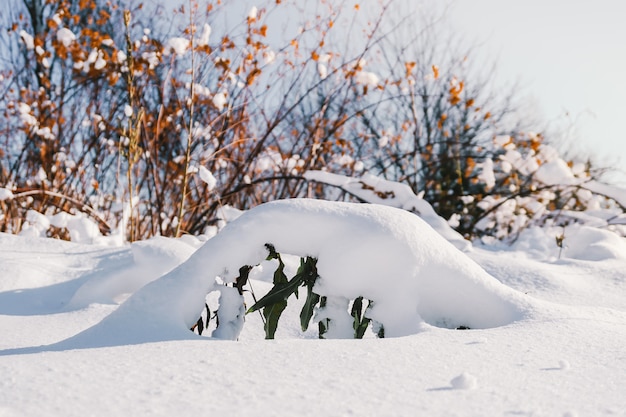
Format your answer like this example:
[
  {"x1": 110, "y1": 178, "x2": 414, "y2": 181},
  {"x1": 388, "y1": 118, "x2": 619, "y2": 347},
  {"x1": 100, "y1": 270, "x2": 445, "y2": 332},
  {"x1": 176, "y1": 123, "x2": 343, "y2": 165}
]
[
  {"x1": 535, "y1": 158, "x2": 577, "y2": 186},
  {"x1": 450, "y1": 372, "x2": 478, "y2": 390},
  {"x1": 248, "y1": 6, "x2": 258, "y2": 21},
  {"x1": 318, "y1": 63, "x2": 328, "y2": 79},
  {"x1": 17, "y1": 102, "x2": 38, "y2": 127},
  {"x1": 163, "y1": 37, "x2": 189, "y2": 56},
  {"x1": 19, "y1": 30, "x2": 34, "y2": 50},
  {"x1": 477, "y1": 158, "x2": 496, "y2": 189},
  {"x1": 263, "y1": 49, "x2": 275, "y2": 65},
  {"x1": 212, "y1": 92, "x2": 227, "y2": 111},
  {"x1": 354, "y1": 70, "x2": 379, "y2": 86},
  {"x1": 49, "y1": 212, "x2": 101, "y2": 244},
  {"x1": 317, "y1": 53, "x2": 331, "y2": 79},
  {"x1": 19, "y1": 210, "x2": 51, "y2": 238},
  {"x1": 0, "y1": 188, "x2": 13, "y2": 201},
  {"x1": 56, "y1": 27, "x2": 76, "y2": 47},
  {"x1": 197, "y1": 23, "x2": 211, "y2": 46},
  {"x1": 116, "y1": 50, "x2": 127, "y2": 64},
  {"x1": 198, "y1": 166, "x2": 217, "y2": 191}
]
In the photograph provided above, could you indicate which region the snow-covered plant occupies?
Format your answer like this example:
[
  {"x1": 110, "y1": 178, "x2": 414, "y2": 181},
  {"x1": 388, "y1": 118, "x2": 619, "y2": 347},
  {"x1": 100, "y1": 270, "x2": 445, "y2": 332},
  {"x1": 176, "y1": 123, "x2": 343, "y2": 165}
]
[{"x1": 194, "y1": 244, "x2": 380, "y2": 339}]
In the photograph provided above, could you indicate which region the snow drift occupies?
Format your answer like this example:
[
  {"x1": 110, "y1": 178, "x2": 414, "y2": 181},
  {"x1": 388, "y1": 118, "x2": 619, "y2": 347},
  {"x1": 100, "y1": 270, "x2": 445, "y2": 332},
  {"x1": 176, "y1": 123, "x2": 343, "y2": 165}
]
[{"x1": 49, "y1": 199, "x2": 535, "y2": 349}]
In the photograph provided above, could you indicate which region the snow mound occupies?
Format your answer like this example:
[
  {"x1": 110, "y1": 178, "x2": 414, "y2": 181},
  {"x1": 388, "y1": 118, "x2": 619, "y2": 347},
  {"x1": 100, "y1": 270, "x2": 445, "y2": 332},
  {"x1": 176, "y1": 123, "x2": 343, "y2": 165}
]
[
  {"x1": 53, "y1": 199, "x2": 534, "y2": 349},
  {"x1": 67, "y1": 236, "x2": 197, "y2": 308},
  {"x1": 562, "y1": 225, "x2": 626, "y2": 261}
]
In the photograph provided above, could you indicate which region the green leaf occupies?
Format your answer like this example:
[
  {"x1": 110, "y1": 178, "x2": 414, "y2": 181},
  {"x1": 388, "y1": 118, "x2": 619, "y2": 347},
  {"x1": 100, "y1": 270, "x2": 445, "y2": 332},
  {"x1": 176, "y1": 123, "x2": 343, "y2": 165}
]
[
  {"x1": 263, "y1": 299, "x2": 287, "y2": 339},
  {"x1": 351, "y1": 297, "x2": 371, "y2": 339},
  {"x1": 318, "y1": 296, "x2": 328, "y2": 339},
  {"x1": 351, "y1": 297, "x2": 364, "y2": 323},
  {"x1": 247, "y1": 274, "x2": 304, "y2": 314},
  {"x1": 195, "y1": 316, "x2": 204, "y2": 335},
  {"x1": 264, "y1": 243, "x2": 288, "y2": 285},
  {"x1": 264, "y1": 243, "x2": 279, "y2": 260},
  {"x1": 318, "y1": 320, "x2": 327, "y2": 339},
  {"x1": 235, "y1": 265, "x2": 252, "y2": 295},
  {"x1": 300, "y1": 282, "x2": 320, "y2": 332}
]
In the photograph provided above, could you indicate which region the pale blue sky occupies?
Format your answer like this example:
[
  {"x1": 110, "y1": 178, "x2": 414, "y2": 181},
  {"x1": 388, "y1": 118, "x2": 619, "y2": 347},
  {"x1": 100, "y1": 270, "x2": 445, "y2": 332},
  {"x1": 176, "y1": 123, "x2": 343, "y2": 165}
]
[{"x1": 448, "y1": 0, "x2": 626, "y2": 182}]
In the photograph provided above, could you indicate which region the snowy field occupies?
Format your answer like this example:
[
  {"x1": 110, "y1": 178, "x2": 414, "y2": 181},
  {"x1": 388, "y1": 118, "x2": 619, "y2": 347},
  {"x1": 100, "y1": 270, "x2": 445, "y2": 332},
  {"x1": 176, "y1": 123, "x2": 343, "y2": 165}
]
[{"x1": 1, "y1": 199, "x2": 625, "y2": 417}]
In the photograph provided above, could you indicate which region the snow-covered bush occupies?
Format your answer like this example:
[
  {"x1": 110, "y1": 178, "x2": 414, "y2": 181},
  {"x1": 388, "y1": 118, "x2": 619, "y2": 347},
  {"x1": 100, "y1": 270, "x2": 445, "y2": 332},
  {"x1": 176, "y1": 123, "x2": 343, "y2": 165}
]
[
  {"x1": 462, "y1": 133, "x2": 626, "y2": 241},
  {"x1": 1, "y1": 0, "x2": 623, "y2": 248},
  {"x1": 0, "y1": 0, "x2": 400, "y2": 240}
]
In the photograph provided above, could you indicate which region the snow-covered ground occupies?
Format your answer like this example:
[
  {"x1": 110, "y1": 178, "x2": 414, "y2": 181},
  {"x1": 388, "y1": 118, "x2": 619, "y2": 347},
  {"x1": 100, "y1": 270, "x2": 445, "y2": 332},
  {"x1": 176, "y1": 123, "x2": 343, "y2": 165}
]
[{"x1": 1, "y1": 199, "x2": 625, "y2": 416}]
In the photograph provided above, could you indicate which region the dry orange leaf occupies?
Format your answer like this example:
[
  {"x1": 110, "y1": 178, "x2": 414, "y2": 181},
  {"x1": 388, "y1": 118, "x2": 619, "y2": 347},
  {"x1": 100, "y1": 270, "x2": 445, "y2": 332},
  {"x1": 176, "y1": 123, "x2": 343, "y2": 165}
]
[
  {"x1": 246, "y1": 68, "x2": 262, "y2": 85},
  {"x1": 405, "y1": 61, "x2": 416, "y2": 78},
  {"x1": 432, "y1": 65, "x2": 439, "y2": 79}
]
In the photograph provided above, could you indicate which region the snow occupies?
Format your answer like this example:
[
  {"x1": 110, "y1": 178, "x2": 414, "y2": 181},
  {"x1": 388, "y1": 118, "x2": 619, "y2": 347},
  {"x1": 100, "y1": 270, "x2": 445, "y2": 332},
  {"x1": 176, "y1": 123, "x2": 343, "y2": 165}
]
[
  {"x1": 163, "y1": 37, "x2": 189, "y2": 56},
  {"x1": 198, "y1": 166, "x2": 217, "y2": 191},
  {"x1": 0, "y1": 199, "x2": 625, "y2": 416},
  {"x1": 212, "y1": 92, "x2": 226, "y2": 111},
  {"x1": 49, "y1": 212, "x2": 102, "y2": 244},
  {"x1": 535, "y1": 158, "x2": 577, "y2": 186},
  {"x1": 317, "y1": 62, "x2": 328, "y2": 79},
  {"x1": 19, "y1": 30, "x2": 34, "y2": 50},
  {"x1": 355, "y1": 70, "x2": 379, "y2": 86},
  {"x1": 56, "y1": 27, "x2": 76, "y2": 47},
  {"x1": 17, "y1": 102, "x2": 37, "y2": 127},
  {"x1": 477, "y1": 158, "x2": 496, "y2": 189},
  {"x1": 303, "y1": 170, "x2": 470, "y2": 250},
  {"x1": 582, "y1": 180, "x2": 626, "y2": 209},
  {"x1": 197, "y1": 23, "x2": 211, "y2": 47},
  {"x1": 0, "y1": 188, "x2": 13, "y2": 201},
  {"x1": 248, "y1": 6, "x2": 258, "y2": 21}
]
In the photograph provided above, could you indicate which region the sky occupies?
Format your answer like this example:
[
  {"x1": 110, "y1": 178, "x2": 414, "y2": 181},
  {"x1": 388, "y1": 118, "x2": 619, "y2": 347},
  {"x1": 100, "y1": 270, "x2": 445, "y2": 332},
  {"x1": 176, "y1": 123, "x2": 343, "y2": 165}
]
[{"x1": 447, "y1": 0, "x2": 626, "y2": 183}]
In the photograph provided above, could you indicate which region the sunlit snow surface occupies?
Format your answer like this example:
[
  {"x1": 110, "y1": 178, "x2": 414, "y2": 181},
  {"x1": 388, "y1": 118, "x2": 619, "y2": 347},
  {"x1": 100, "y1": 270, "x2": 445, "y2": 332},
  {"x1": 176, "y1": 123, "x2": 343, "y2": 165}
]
[{"x1": 0, "y1": 199, "x2": 625, "y2": 416}]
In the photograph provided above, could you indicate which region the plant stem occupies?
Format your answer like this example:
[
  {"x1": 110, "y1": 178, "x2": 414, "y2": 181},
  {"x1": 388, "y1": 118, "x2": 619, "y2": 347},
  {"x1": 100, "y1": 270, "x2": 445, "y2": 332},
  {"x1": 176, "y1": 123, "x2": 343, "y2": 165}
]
[
  {"x1": 176, "y1": 0, "x2": 196, "y2": 237},
  {"x1": 123, "y1": 10, "x2": 136, "y2": 241}
]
